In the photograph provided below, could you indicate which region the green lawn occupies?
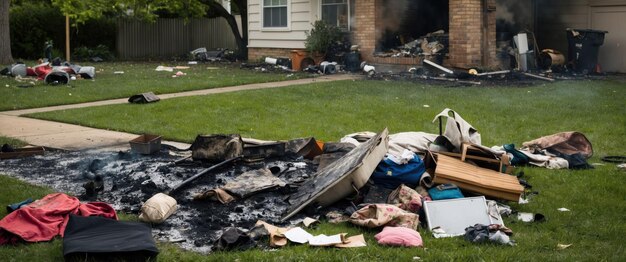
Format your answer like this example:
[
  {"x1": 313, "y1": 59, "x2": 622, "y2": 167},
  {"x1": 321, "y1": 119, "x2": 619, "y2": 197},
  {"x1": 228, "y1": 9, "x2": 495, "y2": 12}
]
[
  {"x1": 0, "y1": 61, "x2": 303, "y2": 111},
  {"x1": 0, "y1": 136, "x2": 27, "y2": 148},
  {"x1": 2, "y1": 78, "x2": 625, "y2": 261}
]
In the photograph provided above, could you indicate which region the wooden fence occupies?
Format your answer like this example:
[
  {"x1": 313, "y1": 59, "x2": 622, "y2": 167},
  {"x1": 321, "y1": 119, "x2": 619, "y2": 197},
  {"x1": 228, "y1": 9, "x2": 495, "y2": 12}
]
[{"x1": 116, "y1": 17, "x2": 240, "y2": 60}]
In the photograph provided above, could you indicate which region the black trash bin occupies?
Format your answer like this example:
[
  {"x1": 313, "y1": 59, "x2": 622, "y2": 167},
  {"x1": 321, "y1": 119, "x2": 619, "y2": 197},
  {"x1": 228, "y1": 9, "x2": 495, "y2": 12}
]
[
  {"x1": 345, "y1": 51, "x2": 361, "y2": 72},
  {"x1": 566, "y1": 29, "x2": 608, "y2": 74}
]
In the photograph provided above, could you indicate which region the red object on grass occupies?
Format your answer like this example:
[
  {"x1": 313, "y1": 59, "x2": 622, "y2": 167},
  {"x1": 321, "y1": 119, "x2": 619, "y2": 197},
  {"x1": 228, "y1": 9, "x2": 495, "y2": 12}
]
[{"x1": 0, "y1": 193, "x2": 117, "y2": 245}]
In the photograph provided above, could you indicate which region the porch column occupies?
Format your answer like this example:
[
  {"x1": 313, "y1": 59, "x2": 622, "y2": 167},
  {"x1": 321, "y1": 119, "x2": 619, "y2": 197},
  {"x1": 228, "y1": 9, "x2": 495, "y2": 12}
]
[
  {"x1": 352, "y1": 0, "x2": 376, "y2": 62},
  {"x1": 449, "y1": 0, "x2": 496, "y2": 68}
]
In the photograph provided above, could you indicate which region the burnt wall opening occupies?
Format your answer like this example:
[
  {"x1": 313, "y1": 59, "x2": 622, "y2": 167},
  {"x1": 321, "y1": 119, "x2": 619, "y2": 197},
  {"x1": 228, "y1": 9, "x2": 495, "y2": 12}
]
[{"x1": 376, "y1": 0, "x2": 449, "y2": 52}]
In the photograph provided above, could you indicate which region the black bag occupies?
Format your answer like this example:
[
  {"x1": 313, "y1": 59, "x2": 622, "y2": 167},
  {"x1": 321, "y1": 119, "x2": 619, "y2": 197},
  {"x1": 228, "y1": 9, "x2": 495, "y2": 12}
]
[{"x1": 63, "y1": 215, "x2": 159, "y2": 261}]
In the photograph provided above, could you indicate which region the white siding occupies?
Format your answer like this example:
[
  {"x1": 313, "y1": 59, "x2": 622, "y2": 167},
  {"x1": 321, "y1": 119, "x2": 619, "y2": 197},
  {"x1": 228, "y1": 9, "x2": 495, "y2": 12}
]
[{"x1": 248, "y1": 0, "x2": 320, "y2": 49}]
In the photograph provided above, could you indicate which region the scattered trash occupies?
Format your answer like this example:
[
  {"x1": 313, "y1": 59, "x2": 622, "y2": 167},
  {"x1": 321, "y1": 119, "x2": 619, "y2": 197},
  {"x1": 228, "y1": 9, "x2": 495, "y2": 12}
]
[
  {"x1": 139, "y1": 193, "x2": 177, "y2": 224},
  {"x1": 517, "y1": 213, "x2": 545, "y2": 223},
  {"x1": 190, "y1": 47, "x2": 229, "y2": 62},
  {"x1": 375, "y1": 226, "x2": 423, "y2": 247},
  {"x1": 113, "y1": 71, "x2": 124, "y2": 74},
  {"x1": 63, "y1": 215, "x2": 158, "y2": 261},
  {"x1": 350, "y1": 204, "x2": 420, "y2": 230},
  {"x1": 302, "y1": 217, "x2": 319, "y2": 228},
  {"x1": 424, "y1": 197, "x2": 505, "y2": 237},
  {"x1": 0, "y1": 107, "x2": 599, "y2": 254},
  {"x1": 283, "y1": 129, "x2": 389, "y2": 221},
  {"x1": 129, "y1": 134, "x2": 162, "y2": 155},
  {"x1": 173, "y1": 71, "x2": 186, "y2": 77},
  {"x1": 5, "y1": 198, "x2": 33, "y2": 214},
  {"x1": 557, "y1": 208, "x2": 571, "y2": 212},
  {"x1": 557, "y1": 243, "x2": 573, "y2": 250},
  {"x1": 282, "y1": 227, "x2": 361, "y2": 247},
  {"x1": 464, "y1": 224, "x2": 515, "y2": 246},
  {"x1": 423, "y1": 59, "x2": 453, "y2": 75},
  {"x1": 128, "y1": 92, "x2": 160, "y2": 104},
  {"x1": 601, "y1": 156, "x2": 626, "y2": 163}
]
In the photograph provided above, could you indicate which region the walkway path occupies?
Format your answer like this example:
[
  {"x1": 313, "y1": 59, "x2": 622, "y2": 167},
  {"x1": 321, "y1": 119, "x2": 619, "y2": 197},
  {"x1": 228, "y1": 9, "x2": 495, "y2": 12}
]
[{"x1": 0, "y1": 74, "x2": 360, "y2": 151}]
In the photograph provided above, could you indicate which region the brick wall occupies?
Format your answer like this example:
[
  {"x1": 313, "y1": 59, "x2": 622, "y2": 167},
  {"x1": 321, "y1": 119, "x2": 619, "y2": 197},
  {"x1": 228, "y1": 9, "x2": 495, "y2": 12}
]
[
  {"x1": 352, "y1": 0, "x2": 496, "y2": 69},
  {"x1": 487, "y1": 0, "x2": 497, "y2": 67},
  {"x1": 248, "y1": 47, "x2": 294, "y2": 61},
  {"x1": 352, "y1": 0, "x2": 377, "y2": 62},
  {"x1": 448, "y1": 0, "x2": 497, "y2": 68}
]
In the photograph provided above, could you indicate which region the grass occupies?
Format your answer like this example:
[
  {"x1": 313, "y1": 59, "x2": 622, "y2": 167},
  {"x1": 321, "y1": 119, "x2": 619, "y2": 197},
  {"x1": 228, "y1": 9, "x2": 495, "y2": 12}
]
[
  {"x1": 0, "y1": 61, "x2": 304, "y2": 111},
  {"x1": 28, "y1": 78, "x2": 626, "y2": 156},
  {"x1": 2, "y1": 78, "x2": 626, "y2": 261},
  {"x1": 0, "y1": 137, "x2": 27, "y2": 148}
]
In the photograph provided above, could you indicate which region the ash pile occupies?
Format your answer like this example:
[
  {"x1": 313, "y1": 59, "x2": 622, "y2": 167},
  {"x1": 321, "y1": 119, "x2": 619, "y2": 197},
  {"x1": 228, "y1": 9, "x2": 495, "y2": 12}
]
[
  {"x1": 373, "y1": 30, "x2": 448, "y2": 61},
  {"x1": 0, "y1": 134, "x2": 350, "y2": 252}
]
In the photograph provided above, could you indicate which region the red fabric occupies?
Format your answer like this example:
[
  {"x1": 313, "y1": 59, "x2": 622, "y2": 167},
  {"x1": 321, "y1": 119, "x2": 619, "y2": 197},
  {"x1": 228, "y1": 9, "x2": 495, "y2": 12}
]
[
  {"x1": 26, "y1": 67, "x2": 37, "y2": 76},
  {"x1": 0, "y1": 193, "x2": 117, "y2": 245},
  {"x1": 34, "y1": 65, "x2": 52, "y2": 80}
]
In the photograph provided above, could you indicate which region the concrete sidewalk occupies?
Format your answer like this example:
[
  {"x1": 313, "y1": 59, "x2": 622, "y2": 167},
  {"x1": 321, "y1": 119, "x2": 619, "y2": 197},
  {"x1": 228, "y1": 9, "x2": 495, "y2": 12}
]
[
  {"x1": 3, "y1": 74, "x2": 359, "y2": 116},
  {"x1": 0, "y1": 74, "x2": 359, "y2": 151}
]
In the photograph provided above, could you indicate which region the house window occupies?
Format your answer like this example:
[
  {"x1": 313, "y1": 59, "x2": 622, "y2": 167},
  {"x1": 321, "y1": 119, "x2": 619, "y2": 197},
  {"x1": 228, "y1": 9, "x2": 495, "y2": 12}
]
[
  {"x1": 263, "y1": 0, "x2": 288, "y2": 28},
  {"x1": 321, "y1": 0, "x2": 349, "y2": 31}
]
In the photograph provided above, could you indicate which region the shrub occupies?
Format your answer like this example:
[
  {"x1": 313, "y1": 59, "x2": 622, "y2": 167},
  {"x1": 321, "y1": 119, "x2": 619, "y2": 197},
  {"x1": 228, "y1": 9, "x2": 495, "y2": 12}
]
[
  {"x1": 304, "y1": 20, "x2": 342, "y2": 54},
  {"x1": 72, "y1": 45, "x2": 114, "y2": 61}
]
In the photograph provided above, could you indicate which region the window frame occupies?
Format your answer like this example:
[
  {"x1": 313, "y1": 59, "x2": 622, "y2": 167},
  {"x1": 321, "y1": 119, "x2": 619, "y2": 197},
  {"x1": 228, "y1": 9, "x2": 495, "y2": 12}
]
[
  {"x1": 261, "y1": 0, "x2": 290, "y2": 31},
  {"x1": 320, "y1": 0, "x2": 351, "y2": 32}
]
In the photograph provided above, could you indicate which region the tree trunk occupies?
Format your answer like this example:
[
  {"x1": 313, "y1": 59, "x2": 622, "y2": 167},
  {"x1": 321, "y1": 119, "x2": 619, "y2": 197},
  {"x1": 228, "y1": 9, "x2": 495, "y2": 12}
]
[
  {"x1": 234, "y1": 0, "x2": 248, "y2": 60},
  {"x1": 206, "y1": 0, "x2": 248, "y2": 60},
  {"x1": 0, "y1": 0, "x2": 14, "y2": 64}
]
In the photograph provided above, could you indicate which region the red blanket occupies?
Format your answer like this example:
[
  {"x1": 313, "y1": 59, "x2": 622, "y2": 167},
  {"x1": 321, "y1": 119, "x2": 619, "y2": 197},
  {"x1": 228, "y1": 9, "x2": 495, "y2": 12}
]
[{"x1": 0, "y1": 193, "x2": 118, "y2": 245}]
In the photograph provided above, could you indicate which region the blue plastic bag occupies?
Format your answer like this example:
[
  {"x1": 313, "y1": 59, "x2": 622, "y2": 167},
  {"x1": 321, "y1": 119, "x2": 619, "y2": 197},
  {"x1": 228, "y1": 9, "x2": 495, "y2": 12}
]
[{"x1": 371, "y1": 154, "x2": 425, "y2": 189}]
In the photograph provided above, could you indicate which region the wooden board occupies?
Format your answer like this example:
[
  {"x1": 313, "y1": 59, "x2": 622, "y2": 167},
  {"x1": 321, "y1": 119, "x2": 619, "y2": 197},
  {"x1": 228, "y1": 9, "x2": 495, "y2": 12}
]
[
  {"x1": 0, "y1": 147, "x2": 45, "y2": 160},
  {"x1": 430, "y1": 154, "x2": 524, "y2": 201}
]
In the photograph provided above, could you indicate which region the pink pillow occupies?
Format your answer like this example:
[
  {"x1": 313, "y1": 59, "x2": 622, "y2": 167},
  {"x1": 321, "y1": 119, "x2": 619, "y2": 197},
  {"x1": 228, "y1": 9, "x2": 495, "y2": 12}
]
[{"x1": 375, "y1": 226, "x2": 423, "y2": 247}]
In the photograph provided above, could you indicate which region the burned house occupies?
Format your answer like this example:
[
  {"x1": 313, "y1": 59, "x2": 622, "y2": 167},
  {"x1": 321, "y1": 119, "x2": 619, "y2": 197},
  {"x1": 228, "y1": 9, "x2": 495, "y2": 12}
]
[
  {"x1": 247, "y1": 0, "x2": 625, "y2": 72},
  {"x1": 248, "y1": 0, "x2": 497, "y2": 69}
]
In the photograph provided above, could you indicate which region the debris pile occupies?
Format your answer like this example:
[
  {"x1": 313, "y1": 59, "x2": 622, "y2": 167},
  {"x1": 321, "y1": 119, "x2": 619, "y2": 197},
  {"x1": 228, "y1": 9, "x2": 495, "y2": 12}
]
[
  {"x1": 1, "y1": 59, "x2": 97, "y2": 86},
  {"x1": 189, "y1": 47, "x2": 235, "y2": 63},
  {"x1": 0, "y1": 108, "x2": 598, "y2": 259},
  {"x1": 374, "y1": 30, "x2": 448, "y2": 60}
]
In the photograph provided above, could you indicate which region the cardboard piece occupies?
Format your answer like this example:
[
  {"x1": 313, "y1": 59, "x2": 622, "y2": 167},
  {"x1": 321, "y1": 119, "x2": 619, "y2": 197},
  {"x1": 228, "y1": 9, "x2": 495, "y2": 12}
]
[
  {"x1": 335, "y1": 234, "x2": 367, "y2": 248},
  {"x1": 302, "y1": 217, "x2": 319, "y2": 228},
  {"x1": 426, "y1": 153, "x2": 524, "y2": 201},
  {"x1": 308, "y1": 234, "x2": 346, "y2": 246},
  {"x1": 255, "y1": 220, "x2": 290, "y2": 247},
  {"x1": 283, "y1": 227, "x2": 360, "y2": 247}
]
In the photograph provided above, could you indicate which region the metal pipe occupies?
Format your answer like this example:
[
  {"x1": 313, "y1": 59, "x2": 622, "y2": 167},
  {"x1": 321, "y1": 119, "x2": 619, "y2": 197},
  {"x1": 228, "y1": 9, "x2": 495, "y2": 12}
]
[
  {"x1": 168, "y1": 156, "x2": 241, "y2": 195},
  {"x1": 521, "y1": 72, "x2": 555, "y2": 82},
  {"x1": 477, "y1": 70, "x2": 511, "y2": 76},
  {"x1": 423, "y1": 59, "x2": 454, "y2": 74}
]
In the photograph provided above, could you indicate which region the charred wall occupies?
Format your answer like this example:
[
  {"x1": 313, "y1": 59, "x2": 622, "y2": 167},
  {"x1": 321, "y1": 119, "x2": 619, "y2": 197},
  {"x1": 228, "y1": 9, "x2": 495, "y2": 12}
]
[{"x1": 375, "y1": 0, "x2": 449, "y2": 51}]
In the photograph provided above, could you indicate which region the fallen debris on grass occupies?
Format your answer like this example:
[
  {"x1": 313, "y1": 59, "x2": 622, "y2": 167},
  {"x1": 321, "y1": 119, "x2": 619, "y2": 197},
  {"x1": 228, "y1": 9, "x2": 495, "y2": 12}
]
[{"x1": 0, "y1": 108, "x2": 596, "y2": 256}]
